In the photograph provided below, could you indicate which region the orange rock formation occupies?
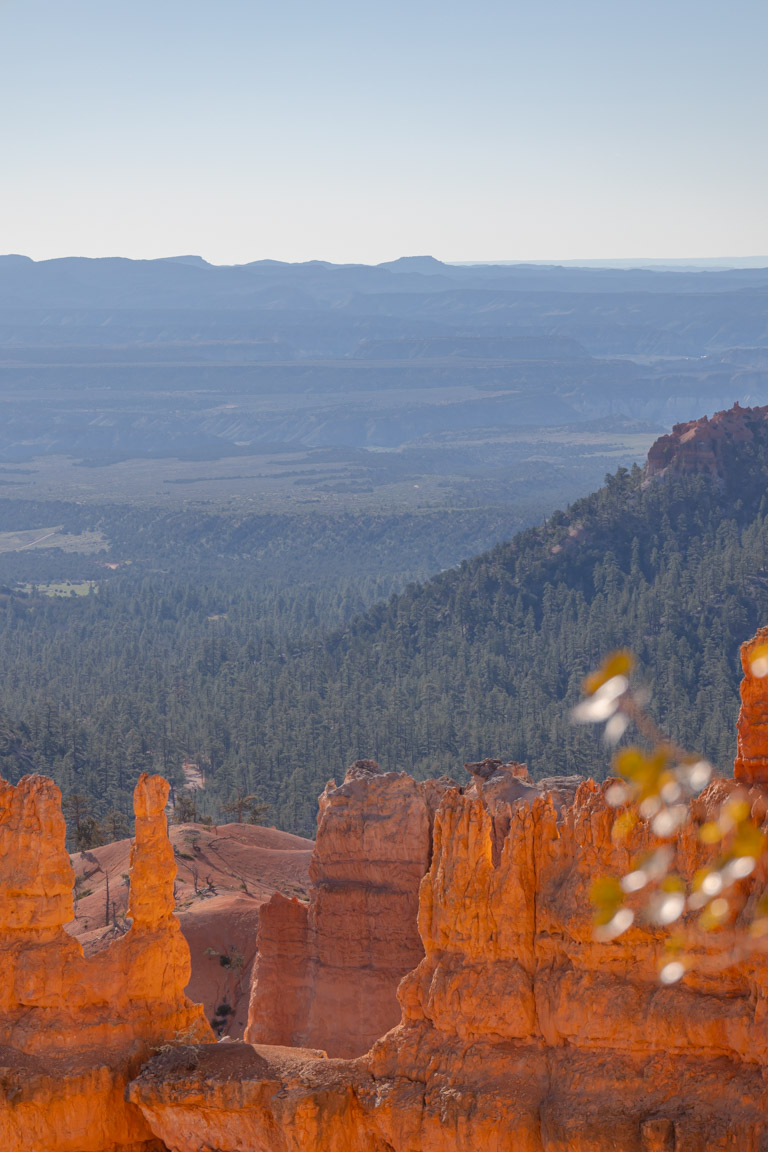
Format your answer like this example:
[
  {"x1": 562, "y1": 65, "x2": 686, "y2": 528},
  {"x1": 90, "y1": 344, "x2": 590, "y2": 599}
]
[
  {"x1": 10, "y1": 634, "x2": 768, "y2": 1151},
  {"x1": 131, "y1": 749, "x2": 768, "y2": 1152},
  {"x1": 69, "y1": 820, "x2": 312, "y2": 1039},
  {"x1": 645, "y1": 400, "x2": 768, "y2": 480},
  {"x1": 247, "y1": 760, "x2": 452, "y2": 1057},
  {"x1": 0, "y1": 772, "x2": 212, "y2": 1152},
  {"x1": 735, "y1": 625, "x2": 768, "y2": 785}
]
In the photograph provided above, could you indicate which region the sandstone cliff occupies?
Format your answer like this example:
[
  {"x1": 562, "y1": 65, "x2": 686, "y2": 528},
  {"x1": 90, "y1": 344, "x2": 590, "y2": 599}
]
[
  {"x1": 645, "y1": 400, "x2": 768, "y2": 480},
  {"x1": 8, "y1": 635, "x2": 768, "y2": 1151},
  {"x1": 0, "y1": 772, "x2": 212, "y2": 1152},
  {"x1": 132, "y1": 766, "x2": 768, "y2": 1151},
  {"x1": 130, "y1": 653, "x2": 768, "y2": 1152},
  {"x1": 247, "y1": 760, "x2": 453, "y2": 1057}
]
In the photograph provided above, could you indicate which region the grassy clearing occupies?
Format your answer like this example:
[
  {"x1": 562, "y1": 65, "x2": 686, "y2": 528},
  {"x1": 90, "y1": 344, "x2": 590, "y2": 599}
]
[
  {"x1": 19, "y1": 580, "x2": 97, "y2": 597},
  {"x1": 0, "y1": 526, "x2": 108, "y2": 554}
]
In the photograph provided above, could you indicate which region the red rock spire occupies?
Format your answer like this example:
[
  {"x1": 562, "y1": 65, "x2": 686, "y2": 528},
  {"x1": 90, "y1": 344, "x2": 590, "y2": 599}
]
[{"x1": 735, "y1": 625, "x2": 768, "y2": 785}]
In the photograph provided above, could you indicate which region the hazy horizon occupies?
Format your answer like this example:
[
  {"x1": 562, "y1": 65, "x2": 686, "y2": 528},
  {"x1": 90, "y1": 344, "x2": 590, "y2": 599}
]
[{"x1": 3, "y1": 252, "x2": 768, "y2": 271}]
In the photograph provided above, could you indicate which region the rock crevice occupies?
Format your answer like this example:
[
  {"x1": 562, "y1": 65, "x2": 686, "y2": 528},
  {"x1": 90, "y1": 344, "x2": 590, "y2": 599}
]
[{"x1": 246, "y1": 760, "x2": 454, "y2": 1057}]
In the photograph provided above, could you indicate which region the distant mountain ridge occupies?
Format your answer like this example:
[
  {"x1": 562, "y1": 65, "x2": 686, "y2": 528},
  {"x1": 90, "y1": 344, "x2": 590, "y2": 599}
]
[
  {"x1": 1, "y1": 253, "x2": 768, "y2": 465},
  {"x1": 3, "y1": 253, "x2": 768, "y2": 305}
]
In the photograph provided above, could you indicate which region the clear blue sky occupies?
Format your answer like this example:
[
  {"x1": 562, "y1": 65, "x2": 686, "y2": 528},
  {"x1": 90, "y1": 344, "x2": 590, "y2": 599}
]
[{"x1": 1, "y1": 0, "x2": 766, "y2": 263}]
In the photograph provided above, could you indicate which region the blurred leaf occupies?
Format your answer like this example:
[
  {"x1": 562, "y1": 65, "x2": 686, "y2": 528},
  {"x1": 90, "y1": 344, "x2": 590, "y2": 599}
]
[
  {"x1": 749, "y1": 643, "x2": 768, "y2": 677},
  {"x1": 698, "y1": 821, "x2": 722, "y2": 845},
  {"x1": 591, "y1": 875, "x2": 624, "y2": 923},
  {"x1": 731, "y1": 821, "x2": 766, "y2": 859},
  {"x1": 724, "y1": 799, "x2": 751, "y2": 825},
  {"x1": 614, "y1": 746, "x2": 646, "y2": 780},
  {"x1": 612, "y1": 809, "x2": 638, "y2": 842},
  {"x1": 692, "y1": 867, "x2": 713, "y2": 891},
  {"x1": 659, "y1": 960, "x2": 686, "y2": 984},
  {"x1": 582, "y1": 649, "x2": 635, "y2": 696}
]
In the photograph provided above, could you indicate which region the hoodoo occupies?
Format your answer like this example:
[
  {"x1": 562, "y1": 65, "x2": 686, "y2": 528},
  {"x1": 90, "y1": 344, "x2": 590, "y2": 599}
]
[
  {"x1": 127, "y1": 644, "x2": 768, "y2": 1152},
  {"x1": 0, "y1": 772, "x2": 212, "y2": 1152},
  {"x1": 129, "y1": 762, "x2": 768, "y2": 1151},
  {"x1": 7, "y1": 635, "x2": 768, "y2": 1149}
]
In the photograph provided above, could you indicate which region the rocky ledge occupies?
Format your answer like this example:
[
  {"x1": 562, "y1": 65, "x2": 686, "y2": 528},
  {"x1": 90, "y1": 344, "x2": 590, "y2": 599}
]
[{"x1": 645, "y1": 400, "x2": 768, "y2": 480}]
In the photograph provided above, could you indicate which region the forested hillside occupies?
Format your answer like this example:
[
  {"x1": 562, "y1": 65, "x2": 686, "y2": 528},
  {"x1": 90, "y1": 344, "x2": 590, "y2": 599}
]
[{"x1": 2, "y1": 410, "x2": 768, "y2": 836}]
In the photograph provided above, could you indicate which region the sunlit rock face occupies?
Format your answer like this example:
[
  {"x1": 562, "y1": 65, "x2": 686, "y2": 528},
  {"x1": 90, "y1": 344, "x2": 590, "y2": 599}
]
[
  {"x1": 735, "y1": 625, "x2": 768, "y2": 785},
  {"x1": 0, "y1": 772, "x2": 212, "y2": 1152},
  {"x1": 131, "y1": 663, "x2": 768, "y2": 1152},
  {"x1": 645, "y1": 400, "x2": 768, "y2": 480},
  {"x1": 246, "y1": 760, "x2": 453, "y2": 1057},
  {"x1": 11, "y1": 630, "x2": 768, "y2": 1151}
]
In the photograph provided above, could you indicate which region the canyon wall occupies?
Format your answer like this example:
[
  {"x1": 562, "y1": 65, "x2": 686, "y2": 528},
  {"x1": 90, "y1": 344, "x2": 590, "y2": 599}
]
[
  {"x1": 0, "y1": 772, "x2": 212, "y2": 1152},
  {"x1": 132, "y1": 700, "x2": 768, "y2": 1152},
  {"x1": 7, "y1": 630, "x2": 768, "y2": 1151},
  {"x1": 247, "y1": 760, "x2": 453, "y2": 1057},
  {"x1": 132, "y1": 769, "x2": 768, "y2": 1150}
]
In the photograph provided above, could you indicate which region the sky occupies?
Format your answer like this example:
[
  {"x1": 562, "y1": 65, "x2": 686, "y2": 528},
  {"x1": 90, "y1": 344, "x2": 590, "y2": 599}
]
[{"x1": 1, "y1": 0, "x2": 766, "y2": 264}]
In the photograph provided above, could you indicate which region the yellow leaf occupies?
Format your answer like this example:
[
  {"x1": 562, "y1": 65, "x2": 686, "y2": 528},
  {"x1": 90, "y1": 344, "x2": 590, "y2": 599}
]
[
  {"x1": 731, "y1": 821, "x2": 766, "y2": 859},
  {"x1": 699, "y1": 903, "x2": 728, "y2": 932},
  {"x1": 612, "y1": 809, "x2": 638, "y2": 842},
  {"x1": 582, "y1": 649, "x2": 635, "y2": 696},
  {"x1": 724, "y1": 799, "x2": 751, "y2": 825},
  {"x1": 749, "y1": 643, "x2": 768, "y2": 676},
  {"x1": 698, "y1": 821, "x2": 722, "y2": 845},
  {"x1": 614, "y1": 747, "x2": 647, "y2": 782},
  {"x1": 591, "y1": 875, "x2": 623, "y2": 913}
]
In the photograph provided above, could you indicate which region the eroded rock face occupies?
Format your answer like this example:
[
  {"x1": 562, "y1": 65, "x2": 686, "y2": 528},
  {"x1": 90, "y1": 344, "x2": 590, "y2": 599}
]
[
  {"x1": 0, "y1": 772, "x2": 212, "y2": 1152},
  {"x1": 735, "y1": 625, "x2": 768, "y2": 785},
  {"x1": 132, "y1": 772, "x2": 768, "y2": 1150},
  {"x1": 246, "y1": 760, "x2": 454, "y2": 1057},
  {"x1": 13, "y1": 631, "x2": 768, "y2": 1151},
  {"x1": 67, "y1": 820, "x2": 313, "y2": 1039},
  {"x1": 645, "y1": 400, "x2": 768, "y2": 480}
]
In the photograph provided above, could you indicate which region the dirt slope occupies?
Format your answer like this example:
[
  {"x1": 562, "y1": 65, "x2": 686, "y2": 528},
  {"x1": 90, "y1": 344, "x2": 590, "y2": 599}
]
[{"x1": 67, "y1": 821, "x2": 313, "y2": 1037}]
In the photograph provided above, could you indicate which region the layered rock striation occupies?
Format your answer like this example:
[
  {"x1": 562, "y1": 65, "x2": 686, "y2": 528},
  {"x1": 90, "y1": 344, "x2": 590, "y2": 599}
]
[
  {"x1": 247, "y1": 760, "x2": 453, "y2": 1057},
  {"x1": 132, "y1": 730, "x2": 768, "y2": 1152},
  {"x1": 645, "y1": 400, "x2": 768, "y2": 480},
  {"x1": 9, "y1": 635, "x2": 768, "y2": 1150},
  {"x1": 132, "y1": 767, "x2": 768, "y2": 1150},
  {"x1": 0, "y1": 772, "x2": 212, "y2": 1152}
]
